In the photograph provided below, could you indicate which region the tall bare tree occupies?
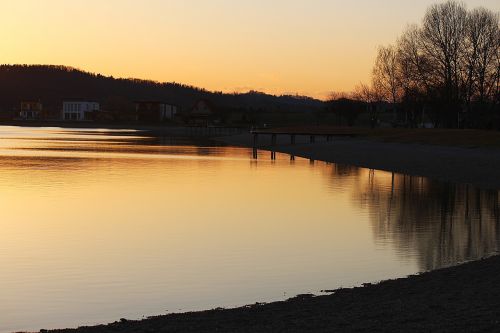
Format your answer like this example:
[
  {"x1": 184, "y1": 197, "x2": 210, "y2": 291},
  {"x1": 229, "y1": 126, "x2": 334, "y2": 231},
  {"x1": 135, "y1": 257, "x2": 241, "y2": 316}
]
[
  {"x1": 464, "y1": 8, "x2": 500, "y2": 104},
  {"x1": 420, "y1": 1, "x2": 467, "y2": 115},
  {"x1": 371, "y1": 0, "x2": 499, "y2": 128},
  {"x1": 397, "y1": 25, "x2": 433, "y2": 96},
  {"x1": 373, "y1": 45, "x2": 402, "y2": 104}
]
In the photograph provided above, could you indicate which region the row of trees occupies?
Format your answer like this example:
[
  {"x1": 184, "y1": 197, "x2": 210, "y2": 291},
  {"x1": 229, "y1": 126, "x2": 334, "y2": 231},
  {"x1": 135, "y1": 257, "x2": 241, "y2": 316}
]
[{"x1": 358, "y1": 1, "x2": 499, "y2": 128}]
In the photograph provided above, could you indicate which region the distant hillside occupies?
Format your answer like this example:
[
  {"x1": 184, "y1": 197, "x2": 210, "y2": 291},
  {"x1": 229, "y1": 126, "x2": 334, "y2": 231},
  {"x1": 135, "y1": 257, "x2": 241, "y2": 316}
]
[{"x1": 0, "y1": 65, "x2": 324, "y2": 117}]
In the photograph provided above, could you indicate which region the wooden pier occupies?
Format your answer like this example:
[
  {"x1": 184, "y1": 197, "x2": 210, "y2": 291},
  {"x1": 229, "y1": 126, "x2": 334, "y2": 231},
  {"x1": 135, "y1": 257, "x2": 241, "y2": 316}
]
[
  {"x1": 186, "y1": 126, "x2": 246, "y2": 137},
  {"x1": 250, "y1": 128, "x2": 358, "y2": 146}
]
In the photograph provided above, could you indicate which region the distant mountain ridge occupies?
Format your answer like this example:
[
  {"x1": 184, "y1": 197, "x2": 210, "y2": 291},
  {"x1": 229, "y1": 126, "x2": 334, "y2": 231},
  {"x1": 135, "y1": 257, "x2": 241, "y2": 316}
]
[{"x1": 0, "y1": 65, "x2": 324, "y2": 116}]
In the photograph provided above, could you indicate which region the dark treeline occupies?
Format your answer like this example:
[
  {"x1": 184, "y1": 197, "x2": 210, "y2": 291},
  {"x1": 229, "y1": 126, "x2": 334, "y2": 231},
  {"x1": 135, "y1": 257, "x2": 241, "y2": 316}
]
[
  {"x1": 369, "y1": 0, "x2": 499, "y2": 129},
  {"x1": 0, "y1": 64, "x2": 323, "y2": 123}
]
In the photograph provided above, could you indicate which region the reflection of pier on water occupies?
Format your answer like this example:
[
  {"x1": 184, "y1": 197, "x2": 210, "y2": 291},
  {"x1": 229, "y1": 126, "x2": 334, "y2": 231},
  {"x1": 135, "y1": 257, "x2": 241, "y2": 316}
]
[
  {"x1": 250, "y1": 145, "x2": 500, "y2": 272},
  {"x1": 250, "y1": 148, "x2": 303, "y2": 164}
]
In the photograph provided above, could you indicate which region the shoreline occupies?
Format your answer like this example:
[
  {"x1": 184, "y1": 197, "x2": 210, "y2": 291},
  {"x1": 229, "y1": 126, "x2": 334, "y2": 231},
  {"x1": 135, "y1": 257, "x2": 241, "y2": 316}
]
[
  {"x1": 217, "y1": 133, "x2": 500, "y2": 190},
  {"x1": 44, "y1": 254, "x2": 500, "y2": 332}
]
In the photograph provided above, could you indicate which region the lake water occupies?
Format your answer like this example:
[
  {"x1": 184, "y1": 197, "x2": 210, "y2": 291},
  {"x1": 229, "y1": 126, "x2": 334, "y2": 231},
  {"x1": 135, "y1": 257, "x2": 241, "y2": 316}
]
[{"x1": 0, "y1": 126, "x2": 499, "y2": 332}]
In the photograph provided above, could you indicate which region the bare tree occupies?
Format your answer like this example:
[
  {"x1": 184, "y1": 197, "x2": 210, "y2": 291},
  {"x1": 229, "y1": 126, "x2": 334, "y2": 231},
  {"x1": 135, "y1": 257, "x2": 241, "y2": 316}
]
[
  {"x1": 371, "y1": 1, "x2": 499, "y2": 128},
  {"x1": 353, "y1": 82, "x2": 383, "y2": 128},
  {"x1": 462, "y1": 8, "x2": 499, "y2": 110},
  {"x1": 327, "y1": 91, "x2": 353, "y2": 101},
  {"x1": 373, "y1": 45, "x2": 403, "y2": 104},
  {"x1": 420, "y1": 0, "x2": 468, "y2": 119},
  {"x1": 353, "y1": 82, "x2": 382, "y2": 104}
]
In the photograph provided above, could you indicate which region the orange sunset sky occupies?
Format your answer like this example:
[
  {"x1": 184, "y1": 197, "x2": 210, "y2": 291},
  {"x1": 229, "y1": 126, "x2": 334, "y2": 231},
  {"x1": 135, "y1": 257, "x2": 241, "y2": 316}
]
[{"x1": 1, "y1": 0, "x2": 499, "y2": 99}]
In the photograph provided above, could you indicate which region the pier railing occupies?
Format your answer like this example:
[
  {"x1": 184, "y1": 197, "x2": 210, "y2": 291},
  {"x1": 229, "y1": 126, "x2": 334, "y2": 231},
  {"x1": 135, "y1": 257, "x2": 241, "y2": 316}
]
[
  {"x1": 250, "y1": 128, "x2": 358, "y2": 146},
  {"x1": 185, "y1": 126, "x2": 248, "y2": 137}
]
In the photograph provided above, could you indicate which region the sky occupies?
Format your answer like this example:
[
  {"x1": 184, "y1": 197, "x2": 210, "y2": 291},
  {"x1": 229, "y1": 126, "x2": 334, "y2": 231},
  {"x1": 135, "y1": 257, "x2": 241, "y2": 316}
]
[{"x1": 0, "y1": 0, "x2": 498, "y2": 99}]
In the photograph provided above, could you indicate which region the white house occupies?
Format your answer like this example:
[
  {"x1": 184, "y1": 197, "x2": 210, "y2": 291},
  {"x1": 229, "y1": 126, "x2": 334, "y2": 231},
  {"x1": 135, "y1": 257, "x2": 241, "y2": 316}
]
[{"x1": 62, "y1": 100, "x2": 100, "y2": 121}]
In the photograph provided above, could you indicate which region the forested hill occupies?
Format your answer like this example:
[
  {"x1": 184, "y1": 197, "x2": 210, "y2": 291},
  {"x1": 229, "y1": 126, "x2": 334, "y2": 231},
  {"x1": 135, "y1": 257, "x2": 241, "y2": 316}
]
[{"x1": 0, "y1": 65, "x2": 324, "y2": 114}]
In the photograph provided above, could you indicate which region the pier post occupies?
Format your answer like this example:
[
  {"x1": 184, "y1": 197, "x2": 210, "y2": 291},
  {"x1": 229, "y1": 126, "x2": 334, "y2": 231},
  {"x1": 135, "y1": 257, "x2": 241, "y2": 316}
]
[
  {"x1": 291, "y1": 134, "x2": 296, "y2": 145},
  {"x1": 271, "y1": 151, "x2": 276, "y2": 160},
  {"x1": 391, "y1": 172, "x2": 395, "y2": 195},
  {"x1": 310, "y1": 135, "x2": 315, "y2": 143},
  {"x1": 272, "y1": 134, "x2": 277, "y2": 146},
  {"x1": 253, "y1": 133, "x2": 258, "y2": 146}
]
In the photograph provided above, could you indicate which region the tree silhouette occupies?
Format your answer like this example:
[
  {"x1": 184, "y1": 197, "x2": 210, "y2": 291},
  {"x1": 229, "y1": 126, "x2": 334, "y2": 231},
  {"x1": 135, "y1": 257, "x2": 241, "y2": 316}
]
[{"x1": 366, "y1": 1, "x2": 499, "y2": 129}]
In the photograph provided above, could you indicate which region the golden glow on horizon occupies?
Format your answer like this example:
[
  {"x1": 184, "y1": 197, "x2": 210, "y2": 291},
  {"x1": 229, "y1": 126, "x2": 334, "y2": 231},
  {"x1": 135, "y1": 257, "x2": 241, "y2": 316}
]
[{"x1": 0, "y1": 0, "x2": 499, "y2": 99}]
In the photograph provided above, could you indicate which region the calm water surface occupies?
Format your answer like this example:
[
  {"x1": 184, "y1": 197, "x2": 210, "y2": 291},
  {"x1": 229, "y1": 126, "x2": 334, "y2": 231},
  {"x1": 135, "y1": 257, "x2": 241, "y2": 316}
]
[{"x1": 0, "y1": 126, "x2": 499, "y2": 332}]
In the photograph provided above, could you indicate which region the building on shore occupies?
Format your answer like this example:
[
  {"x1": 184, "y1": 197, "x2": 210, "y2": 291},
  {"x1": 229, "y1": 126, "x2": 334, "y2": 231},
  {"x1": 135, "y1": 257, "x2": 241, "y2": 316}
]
[
  {"x1": 19, "y1": 101, "x2": 43, "y2": 120},
  {"x1": 182, "y1": 99, "x2": 218, "y2": 125},
  {"x1": 134, "y1": 101, "x2": 178, "y2": 122},
  {"x1": 62, "y1": 100, "x2": 100, "y2": 121}
]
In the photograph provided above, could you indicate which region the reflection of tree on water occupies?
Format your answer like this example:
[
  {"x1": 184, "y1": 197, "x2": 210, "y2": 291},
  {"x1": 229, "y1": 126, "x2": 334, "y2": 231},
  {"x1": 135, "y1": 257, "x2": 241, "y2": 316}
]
[{"x1": 322, "y1": 164, "x2": 500, "y2": 271}]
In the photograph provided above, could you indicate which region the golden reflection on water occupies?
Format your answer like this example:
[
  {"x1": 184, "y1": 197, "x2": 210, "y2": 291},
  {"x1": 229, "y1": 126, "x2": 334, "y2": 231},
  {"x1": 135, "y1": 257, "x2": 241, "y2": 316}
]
[{"x1": 0, "y1": 126, "x2": 498, "y2": 332}]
